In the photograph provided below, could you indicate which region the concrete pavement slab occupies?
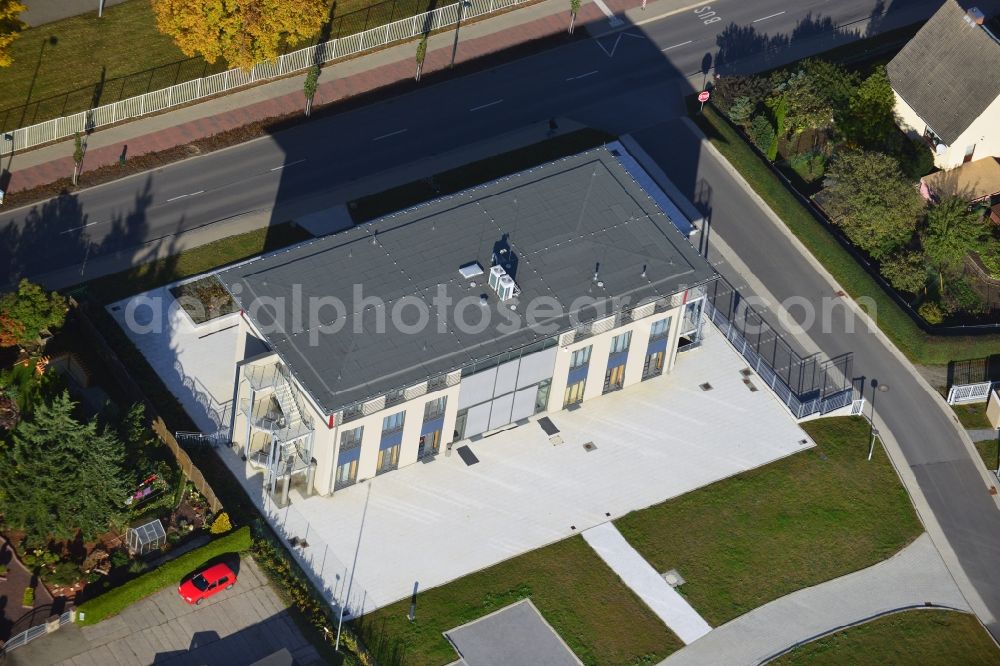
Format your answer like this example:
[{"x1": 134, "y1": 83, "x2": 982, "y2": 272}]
[
  {"x1": 582, "y1": 522, "x2": 711, "y2": 644},
  {"x1": 445, "y1": 599, "x2": 583, "y2": 666}
]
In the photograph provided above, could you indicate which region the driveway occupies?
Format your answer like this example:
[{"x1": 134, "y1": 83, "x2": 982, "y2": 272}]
[{"x1": 5, "y1": 557, "x2": 320, "y2": 665}]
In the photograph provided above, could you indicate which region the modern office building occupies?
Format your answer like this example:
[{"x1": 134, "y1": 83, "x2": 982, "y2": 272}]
[{"x1": 220, "y1": 147, "x2": 717, "y2": 504}]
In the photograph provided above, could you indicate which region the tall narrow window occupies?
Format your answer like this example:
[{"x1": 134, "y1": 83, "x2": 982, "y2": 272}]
[
  {"x1": 535, "y1": 379, "x2": 552, "y2": 413},
  {"x1": 335, "y1": 460, "x2": 358, "y2": 489},
  {"x1": 609, "y1": 331, "x2": 632, "y2": 354},
  {"x1": 649, "y1": 317, "x2": 670, "y2": 340},
  {"x1": 382, "y1": 411, "x2": 405, "y2": 434},
  {"x1": 569, "y1": 346, "x2": 592, "y2": 369},
  {"x1": 340, "y1": 426, "x2": 363, "y2": 450},
  {"x1": 564, "y1": 379, "x2": 586, "y2": 407},
  {"x1": 423, "y1": 396, "x2": 447, "y2": 421}
]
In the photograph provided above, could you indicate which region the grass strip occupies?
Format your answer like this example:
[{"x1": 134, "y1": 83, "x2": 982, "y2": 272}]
[
  {"x1": 772, "y1": 610, "x2": 1000, "y2": 665},
  {"x1": 76, "y1": 526, "x2": 251, "y2": 625},
  {"x1": 690, "y1": 102, "x2": 1000, "y2": 365},
  {"x1": 357, "y1": 535, "x2": 681, "y2": 666},
  {"x1": 615, "y1": 417, "x2": 922, "y2": 626}
]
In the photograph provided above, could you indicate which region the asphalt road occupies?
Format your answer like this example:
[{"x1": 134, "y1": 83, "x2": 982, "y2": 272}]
[
  {"x1": 0, "y1": 0, "x2": 941, "y2": 284},
  {"x1": 635, "y1": 119, "x2": 1000, "y2": 640}
]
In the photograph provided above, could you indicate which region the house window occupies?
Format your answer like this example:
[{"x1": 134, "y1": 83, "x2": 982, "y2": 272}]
[
  {"x1": 564, "y1": 379, "x2": 586, "y2": 407},
  {"x1": 604, "y1": 363, "x2": 626, "y2": 393},
  {"x1": 569, "y1": 346, "x2": 592, "y2": 369},
  {"x1": 609, "y1": 331, "x2": 632, "y2": 354},
  {"x1": 377, "y1": 444, "x2": 400, "y2": 473},
  {"x1": 424, "y1": 396, "x2": 447, "y2": 421},
  {"x1": 643, "y1": 350, "x2": 665, "y2": 379},
  {"x1": 534, "y1": 379, "x2": 551, "y2": 413},
  {"x1": 382, "y1": 411, "x2": 405, "y2": 434},
  {"x1": 649, "y1": 317, "x2": 670, "y2": 341},
  {"x1": 418, "y1": 430, "x2": 442, "y2": 458},
  {"x1": 340, "y1": 426, "x2": 363, "y2": 451},
  {"x1": 335, "y1": 459, "x2": 357, "y2": 489}
]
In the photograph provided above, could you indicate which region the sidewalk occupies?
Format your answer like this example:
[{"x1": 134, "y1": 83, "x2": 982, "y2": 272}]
[
  {"x1": 581, "y1": 522, "x2": 712, "y2": 645},
  {"x1": 661, "y1": 533, "x2": 971, "y2": 665},
  {"x1": 2, "y1": 0, "x2": 694, "y2": 196}
]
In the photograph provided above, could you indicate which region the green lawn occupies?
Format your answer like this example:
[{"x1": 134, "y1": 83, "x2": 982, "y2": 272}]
[
  {"x1": 71, "y1": 220, "x2": 311, "y2": 305},
  {"x1": 772, "y1": 610, "x2": 1000, "y2": 665},
  {"x1": 614, "y1": 417, "x2": 922, "y2": 627},
  {"x1": 1, "y1": 0, "x2": 499, "y2": 132},
  {"x1": 953, "y1": 402, "x2": 993, "y2": 430},
  {"x1": 356, "y1": 535, "x2": 681, "y2": 666},
  {"x1": 1, "y1": 0, "x2": 213, "y2": 132},
  {"x1": 975, "y1": 439, "x2": 999, "y2": 472},
  {"x1": 690, "y1": 102, "x2": 1000, "y2": 366}
]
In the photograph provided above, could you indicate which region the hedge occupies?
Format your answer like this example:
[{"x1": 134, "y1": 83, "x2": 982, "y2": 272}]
[{"x1": 76, "y1": 526, "x2": 252, "y2": 625}]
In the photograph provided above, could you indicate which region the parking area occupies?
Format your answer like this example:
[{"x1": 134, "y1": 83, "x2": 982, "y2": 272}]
[
  {"x1": 6, "y1": 558, "x2": 320, "y2": 666},
  {"x1": 445, "y1": 599, "x2": 582, "y2": 666}
]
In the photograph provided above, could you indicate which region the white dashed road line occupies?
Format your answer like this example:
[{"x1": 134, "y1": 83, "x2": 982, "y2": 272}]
[
  {"x1": 469, "y1": 99, "x2": 503, "y2": 112},
  {"x1": 166, "y1": 190, "x2": 204, "y2": 202},
  {"x1": 661, "y1": 40, "x2": 692, "y2": 51},
  {"x1": 566, "y1": 70, "x2": 599, "y2": 81},
  {"x1": 270, "y1": 158, "x2": 307, "y2": 171},
  {"x1": 753, "y1": 10, "x2": 785, "y2": 22},
  {"x1": 372, "y1": 129, "x2": 408, "y2": 141}
]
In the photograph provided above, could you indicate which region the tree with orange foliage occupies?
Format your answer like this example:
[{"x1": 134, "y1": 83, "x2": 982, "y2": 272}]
[
  {"x1": 0, "y1": 0, "x2": 27, "y2": 67},
  {"x1": 151, "y1": 0, "x2": 327, "y2": 71},
  {"x1": 0, "y1": 279, "x2": 66, "y2": 349}
]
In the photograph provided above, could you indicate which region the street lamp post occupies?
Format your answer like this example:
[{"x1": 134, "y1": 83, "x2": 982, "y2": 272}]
[
  {"x1": 450, "y1": 0, "x2": 471, "y2": 68},
  {"x1": 868, "y1": 379, "x2": 888, "y2": 461}
]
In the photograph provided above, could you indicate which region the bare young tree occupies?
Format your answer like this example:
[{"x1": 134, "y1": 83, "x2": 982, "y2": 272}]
[
  {"x1": 415, "y1": 34, "x2": 428, "y2": 82},
  {"x1": 568, "y1": 0, "x2": 581, "y2": 34},
  {"x1": 303, "y1": 65, "x2": 321, "y2": 117},
  {"x1": 72, "y1": 133, "x2": 84, "y2": 185}
]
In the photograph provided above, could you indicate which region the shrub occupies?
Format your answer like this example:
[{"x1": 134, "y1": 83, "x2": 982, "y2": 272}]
[
  {"x1": 47, "y1": 561, "x2": 82, "y2": 587},
  {"x1": 880, "y1": 251, "x2": 928, "y2": 295},
  {"x1": 900, "y1": 137, "x2": 935, "y2": 179},
  {"x1": 209, "y1": 512, "x2": 232, "y2": 535},
  {"x1": 0, "y1": 563, "x2": 8, "y2": 576},
  {"x1": 110, "y1": 549, "x2": 129, "y2": 569},
  {"x1": 23, "y1": 586, "x2": 34, "y2": 607},
  {"x1": 789, "y1": 150, "x2": 827, "y2": 183},
  {"x1": 919, "y1": 301, "x2": 945, "y2": 325},
  {"x1": 728, "y1": 96, "x2": 755, "y2": 127},
  {"x1": 749, "y1": 115, "x2": 776, "y2": 154}
]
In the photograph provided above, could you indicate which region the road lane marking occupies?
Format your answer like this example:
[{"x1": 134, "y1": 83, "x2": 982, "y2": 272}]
[
  {"x1": 270, "y1": 158, "x2": 307, "y2": 171},
  {"x1": 661, "y1": 40, "x2": 692, "y2": 51},
  {"x1": 469, "y1": 99, "x2": 503, "y2": 112},
  {"x1": 753, "y1": 10, "x2": 785, "y2": 22},
  {"x1": 373, "y1": 129, "x2": 407, "y2": 141},
  {"x1": 591, "y1": 0, "x2": 623, "y2": 26},
  {"x1": 566, "y1": 70, "x2": 599, "y2": 81},
  {"x1": 166, "y1": 190, "x2": 204, "y2": 203},
  {"x1": 60, "y1": 220, "x2": 102, "y2": 235}
]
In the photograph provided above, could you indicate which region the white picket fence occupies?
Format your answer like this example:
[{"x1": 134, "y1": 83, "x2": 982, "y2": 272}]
[
  {"x1": 947, "y1": 381, "x2": 996, "y2": 405},
  {"x1": 0, "y1": 0, "x2": 531, "y2": 155}
]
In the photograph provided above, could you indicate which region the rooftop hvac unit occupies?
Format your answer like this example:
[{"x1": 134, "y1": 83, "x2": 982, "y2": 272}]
[
  {"x1": 497, "y1": 274, "x2": 519, "y2": 301},
  {"x1": 489, "y1": 265, "x2": 506, "y2": 290}
]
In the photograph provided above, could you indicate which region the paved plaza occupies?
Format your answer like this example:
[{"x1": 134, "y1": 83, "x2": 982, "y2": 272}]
[{"x1": 225, "y1": 324, "x2": 813, "y2": 615}]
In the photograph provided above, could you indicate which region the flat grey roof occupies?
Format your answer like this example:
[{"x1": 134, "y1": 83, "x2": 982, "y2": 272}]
[{"x1": 221, "y1": 148, "x2": 716, "y2": 414}]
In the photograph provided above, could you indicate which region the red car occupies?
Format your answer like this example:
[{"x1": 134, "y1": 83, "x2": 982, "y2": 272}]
[{"x1": 178, "y1": 562, "x2": 237, "y2": 604}]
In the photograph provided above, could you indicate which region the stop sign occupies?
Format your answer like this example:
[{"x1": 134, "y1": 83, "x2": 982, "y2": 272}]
[{"x1": 698, "y1": 90, "x2": 710, "y2": 103}]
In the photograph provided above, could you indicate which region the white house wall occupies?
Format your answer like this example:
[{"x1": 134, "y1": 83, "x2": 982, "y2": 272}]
[{"x1": 893, "y1": 89, "x2": 1000, "y2": 169}]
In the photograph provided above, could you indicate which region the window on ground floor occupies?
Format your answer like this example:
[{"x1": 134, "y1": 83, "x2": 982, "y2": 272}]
[
  {"x1": 335, "y1": 459, "x2": 357, "y2": 489},
  {"x1": 454, "y1": 408, "x2": 468, "y2": 440},
  {"x1": 377, "y1": 444, "x2": 400, "y2": 473},
  {"x1": 564, "y1": 379, "x2": 586, "y2": 407},
  {"x1": 418, "y1": 429, "x2": 442, "y2": 458},
  {"x1": 643, "y1": 350, "x2": 665, "y2": 379},
  {"x1": 603, "y1": 362, "x2": 626, "y2": 393},
  {"x1": 535, "y1": 379, "x2": 552, "y2": 413}
]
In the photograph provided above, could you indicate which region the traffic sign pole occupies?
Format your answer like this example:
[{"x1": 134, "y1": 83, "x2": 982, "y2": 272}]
[{"x1": 698, "y1": 90, "x2": 710, "y2": 113}]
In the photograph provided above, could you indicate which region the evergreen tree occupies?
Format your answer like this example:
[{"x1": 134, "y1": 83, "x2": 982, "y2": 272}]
[{"x1": 0, "y1": 392, "x2": 127, "y2": 546}]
